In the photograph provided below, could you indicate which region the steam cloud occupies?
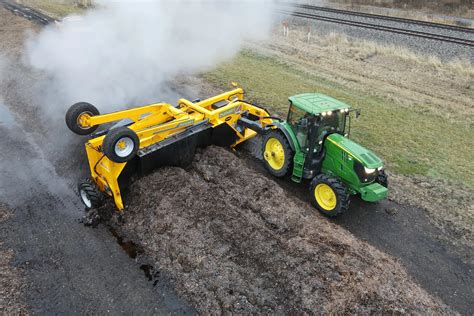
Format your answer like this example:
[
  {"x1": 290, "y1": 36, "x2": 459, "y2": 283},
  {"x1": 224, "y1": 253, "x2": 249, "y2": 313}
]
[{"x1": 25, "y1": 0, "x2": 278, "y2": 111}]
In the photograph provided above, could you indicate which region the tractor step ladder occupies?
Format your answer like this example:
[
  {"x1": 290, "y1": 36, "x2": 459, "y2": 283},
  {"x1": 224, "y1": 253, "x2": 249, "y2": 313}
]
[{"x1": 291, "y1": 151, "x2": 305, "y2": 183}]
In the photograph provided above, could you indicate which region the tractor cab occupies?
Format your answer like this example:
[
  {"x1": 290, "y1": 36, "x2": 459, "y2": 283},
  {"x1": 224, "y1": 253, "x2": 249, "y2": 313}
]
[{"x1": 287, "y1": 93, "x2": 350, "y2": 153}]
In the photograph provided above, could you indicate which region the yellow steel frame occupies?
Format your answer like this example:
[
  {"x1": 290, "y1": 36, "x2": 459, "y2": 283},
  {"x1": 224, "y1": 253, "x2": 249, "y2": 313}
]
[{"x1": 80, "y1": 88, "x2": 272, "y2": 212}]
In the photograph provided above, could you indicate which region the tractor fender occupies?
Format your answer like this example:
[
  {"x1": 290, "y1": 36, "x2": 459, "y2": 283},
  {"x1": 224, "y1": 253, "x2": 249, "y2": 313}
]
[{"x1": 267, "y1": 122, "x2": 299, "y2": 152}]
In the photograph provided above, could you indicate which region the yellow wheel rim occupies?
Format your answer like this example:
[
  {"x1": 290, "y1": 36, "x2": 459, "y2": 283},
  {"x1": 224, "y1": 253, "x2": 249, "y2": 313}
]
[
  {"x1": 314, "y1": 183, "x2": 337, "y2": 211},
  {"x1": 77, "y1": 112, "x2": 91, "y2": 129},
  {"x1": 117, "y1": 140, "x2": 126, "y2": 150},
  {"x1": 264, "y1": 138, "x2": 285, "y2": 170}
]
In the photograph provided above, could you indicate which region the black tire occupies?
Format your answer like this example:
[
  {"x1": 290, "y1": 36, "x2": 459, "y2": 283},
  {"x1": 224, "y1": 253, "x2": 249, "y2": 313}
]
[
  {"x1": 102, "y1": 127, "x2": 139, "y2": 163},
  {"x1": 65, "y1": 102, "x2": 100, "y2": 135},
  {"x1": 376, "y1": 169, "x2": 388, "y2": 188},
  {"x1": 78, "y1": 178, "x2": 105, "y2": 210},
  {"x1": 310, "y1": 174, "x2": 350, "y2": 217},
  {"x1": 262, "y1": 130, "x2": 294, "y2": 177}
]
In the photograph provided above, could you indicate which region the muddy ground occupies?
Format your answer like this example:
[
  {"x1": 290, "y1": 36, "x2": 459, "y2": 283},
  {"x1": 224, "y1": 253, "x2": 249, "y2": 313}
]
[
  {"x1": 0, "y1": 4, "x2": 473, "y2": 315},
  {"x1": 109, "y1": 146, "x2": 452, "y2": 314},
  {"x1": 0, "y1": 205, "x2": 27, "y2": 315},
  {"x1": 0, "y1": 6, "x2": 192, "y2": 314}
]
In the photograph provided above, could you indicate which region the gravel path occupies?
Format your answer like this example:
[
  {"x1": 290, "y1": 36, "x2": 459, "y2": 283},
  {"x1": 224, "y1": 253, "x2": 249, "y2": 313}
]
[{"x1": 282, "y1": 5, "x2": 474, "y2": 61}]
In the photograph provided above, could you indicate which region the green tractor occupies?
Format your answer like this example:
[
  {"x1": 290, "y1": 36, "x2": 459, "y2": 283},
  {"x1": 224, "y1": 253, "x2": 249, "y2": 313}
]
[{"x1": 262, "y1": 93, "x2": 388, "y2": 217}]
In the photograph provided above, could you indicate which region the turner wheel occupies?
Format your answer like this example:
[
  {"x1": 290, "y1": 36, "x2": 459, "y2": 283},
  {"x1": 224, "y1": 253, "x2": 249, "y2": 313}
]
[
  {"x1": 78, "y1": 178, "x2": 105, "y2": 210},
  {"x1": 310, "y1": 174, "x2": 350, "y2": 217},
  {"x1": 65, "y1": 102, "x2": 100, "y2": 135},
  {"x1": 262, "y1": 130, "x2": 293, "y2": 178},
  {"x1": 103, "y1": 127, "x2": 140, "y2": 163}
]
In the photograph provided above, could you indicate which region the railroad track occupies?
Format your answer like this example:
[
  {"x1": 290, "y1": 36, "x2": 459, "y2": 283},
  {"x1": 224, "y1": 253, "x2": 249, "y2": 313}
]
[
  {"x1": 287, "y1": 3, "x2": 474, "y2": 34},
  {"x1": 0, "y1": 0, "x2": 56, "y2": 25},
  {"x1": 281, "y1": 10, "x2": 474, "y2": 47}
]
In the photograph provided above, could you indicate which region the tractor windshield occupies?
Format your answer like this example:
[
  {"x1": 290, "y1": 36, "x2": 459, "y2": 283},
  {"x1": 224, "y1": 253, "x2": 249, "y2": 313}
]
[
  {"x1": 317, "y1": 112, "x2": 346, "y2": 136},
  {"x1": 287, "y1": 104, "x2": 347, "y2": 152}
]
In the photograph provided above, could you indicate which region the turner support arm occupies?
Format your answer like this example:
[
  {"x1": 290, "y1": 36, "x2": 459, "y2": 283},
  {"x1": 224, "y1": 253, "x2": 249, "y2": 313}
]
[{"x1": 82, "y1": 103, "x2": 180, "y2": 127}]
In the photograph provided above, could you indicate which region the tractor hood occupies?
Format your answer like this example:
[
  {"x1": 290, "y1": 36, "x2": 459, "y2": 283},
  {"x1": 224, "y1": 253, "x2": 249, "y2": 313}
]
[{"x1": 326, "y1": 133, "x2": 383, "y2": 169}]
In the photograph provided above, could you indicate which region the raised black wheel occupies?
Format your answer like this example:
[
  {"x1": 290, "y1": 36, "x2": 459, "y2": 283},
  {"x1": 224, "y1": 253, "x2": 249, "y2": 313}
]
[
  {"x1": 102, "y1": 127, "x2": 139, "y2": 163},
  {"x1": 310, "y1": 174, "x2": 350, "y2": 217},
  {"x1": 78, "y1": 178, "x2": 105, "y2": 210},
  {"x1": 376, "y1": 169, "x2": 388, "y2": 188},
  {"x1": 262, "y1": 130, "x2": 293, "y2": 177},
  {"x1": 65, "y1": 102, "x2": 100, "y2": 135}
]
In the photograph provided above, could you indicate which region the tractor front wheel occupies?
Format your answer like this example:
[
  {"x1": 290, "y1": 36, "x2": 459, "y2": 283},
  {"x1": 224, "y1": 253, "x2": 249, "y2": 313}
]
[
  {"x1": 65, "y1": 102, "x2": 100, "y2": 135},
  {"x1": 262, "y1": 130, "x2": 293, "y2": 177},
  {"x1": 310, "y1": 174, "x2": 350, "y2": 217},
  {"x1": 78, "y1": 178, "x2": 105, "y2": 210}
]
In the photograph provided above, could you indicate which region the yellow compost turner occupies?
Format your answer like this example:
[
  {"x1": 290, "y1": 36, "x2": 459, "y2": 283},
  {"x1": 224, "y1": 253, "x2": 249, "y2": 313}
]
[{"x1": 66, "y1": 87, "x2": 272, "y2": 212}]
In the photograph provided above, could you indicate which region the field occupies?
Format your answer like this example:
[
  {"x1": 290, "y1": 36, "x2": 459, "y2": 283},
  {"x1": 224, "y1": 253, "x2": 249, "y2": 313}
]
[{"x1": 202, "y1": 30, "x2": 474, "y2": 245}]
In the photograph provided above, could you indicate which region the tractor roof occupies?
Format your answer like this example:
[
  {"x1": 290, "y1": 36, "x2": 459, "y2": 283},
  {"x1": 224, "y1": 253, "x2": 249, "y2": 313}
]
[{"x1": 289, "y1": 93, "x2": 350, "y2": 114}]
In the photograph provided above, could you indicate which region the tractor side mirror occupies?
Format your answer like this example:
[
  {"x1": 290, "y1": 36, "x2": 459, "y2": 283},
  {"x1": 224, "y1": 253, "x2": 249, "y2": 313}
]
[{"x1": 355, "y1": 110, "x2": 361, "y2": 119}]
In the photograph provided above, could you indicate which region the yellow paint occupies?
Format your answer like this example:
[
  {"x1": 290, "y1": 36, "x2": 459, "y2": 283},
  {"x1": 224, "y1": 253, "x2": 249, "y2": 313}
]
[
  {"x1": 82, "y1": 88, "x2": 274, "y2": 212},
  {"x1": 264, "y1": 137, "x2": 285, "y2": 171},
  {"x1": 314, "y1": 183, "x2": 337, "y2": 211}
]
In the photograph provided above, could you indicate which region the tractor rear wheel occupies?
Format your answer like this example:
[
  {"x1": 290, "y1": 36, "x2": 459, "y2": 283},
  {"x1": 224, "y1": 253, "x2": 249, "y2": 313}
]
[
  {"x1": 65, "y1": 102, "x2": 100, "y2": 135},
  {"x1": 103, "y1": 127, "x2": 140, "y2": 163},
  {"x1": 78, "y1": 178, "x2": 105, "y2": 210},
  {"x1": 376, "y1": 170, "x2": 388, "y2": 188},
  {"x1": 262, "y1": 130, "x2": 293, "y2": 177},
  {"x1": 310, "y1": 174, "x2": 350, "y2": 217}
]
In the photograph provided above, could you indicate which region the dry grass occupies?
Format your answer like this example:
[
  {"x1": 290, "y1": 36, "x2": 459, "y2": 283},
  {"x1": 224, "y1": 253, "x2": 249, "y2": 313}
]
[{"x1": 321, "y1": 32, "x2": 474, "y2": 76}]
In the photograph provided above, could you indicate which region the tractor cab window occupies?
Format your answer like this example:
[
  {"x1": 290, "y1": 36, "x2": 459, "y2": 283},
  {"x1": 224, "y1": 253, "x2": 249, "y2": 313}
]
[
  {"x1": 315, "y1": 112, "x2": 346, "y2": 142},
  {"x1": 288, "y1": 104, "x2": 310, "y2": 150}
]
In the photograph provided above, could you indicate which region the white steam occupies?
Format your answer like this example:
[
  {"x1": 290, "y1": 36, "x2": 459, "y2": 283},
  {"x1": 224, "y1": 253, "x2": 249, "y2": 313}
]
[{"x1": 25, "y1": 0, "x2": 278, "y2": 110}]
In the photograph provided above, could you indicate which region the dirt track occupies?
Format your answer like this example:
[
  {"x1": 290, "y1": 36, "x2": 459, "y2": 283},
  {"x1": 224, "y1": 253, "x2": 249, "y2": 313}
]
[{"x1": 1, "y1": 4, "x2": 473, "y2": 314}]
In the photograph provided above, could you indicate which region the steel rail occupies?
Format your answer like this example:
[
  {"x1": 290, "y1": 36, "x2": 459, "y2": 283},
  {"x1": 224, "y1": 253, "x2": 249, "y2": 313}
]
[
  {"x1": 282, "y1": 10, "x2": 474, "y2": 47},
  {"x1": 0, "y1": 0, "x2": 56, "y2": 25},
  {"x1": 285, "y1": 3, "x2": 474, "y2": 34}
]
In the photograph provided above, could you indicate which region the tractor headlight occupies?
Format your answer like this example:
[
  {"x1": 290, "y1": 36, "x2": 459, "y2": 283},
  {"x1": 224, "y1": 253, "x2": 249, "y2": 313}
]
[
  {"x1": 321, "y1": 112, "x2": 327, "y2": 116},
  {"x1": 327, "y1": 111, "x2": 332, "y2": 115},
  {"x1": 364, "y1": 167, "x2": 376, "y2": 174},
  {"x1": 377, "y1": 166, "x2": 383, "y2": 171}
]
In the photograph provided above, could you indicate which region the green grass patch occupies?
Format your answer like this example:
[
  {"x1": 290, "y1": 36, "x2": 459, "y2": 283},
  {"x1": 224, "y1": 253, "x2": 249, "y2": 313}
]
[{"x1": 204, "y1": 50, "x2": 474, "y2": 186}]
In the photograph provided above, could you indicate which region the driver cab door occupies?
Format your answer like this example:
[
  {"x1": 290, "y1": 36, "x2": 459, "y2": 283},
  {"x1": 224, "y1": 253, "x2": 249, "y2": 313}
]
[{"x1": 287, "y1": 104, "x2": 311, "y2": 151}]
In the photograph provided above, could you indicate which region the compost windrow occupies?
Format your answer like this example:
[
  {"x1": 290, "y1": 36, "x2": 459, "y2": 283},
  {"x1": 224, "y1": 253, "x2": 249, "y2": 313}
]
[{"x1": 109, "y1": 145, "x2": 452, "y2": 314}]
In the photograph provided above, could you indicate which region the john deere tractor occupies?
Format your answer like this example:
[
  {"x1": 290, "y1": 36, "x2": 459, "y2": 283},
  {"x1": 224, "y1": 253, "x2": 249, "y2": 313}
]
[{"x1": 261, "y1": 93, "x2": 388, "y2": 217}]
